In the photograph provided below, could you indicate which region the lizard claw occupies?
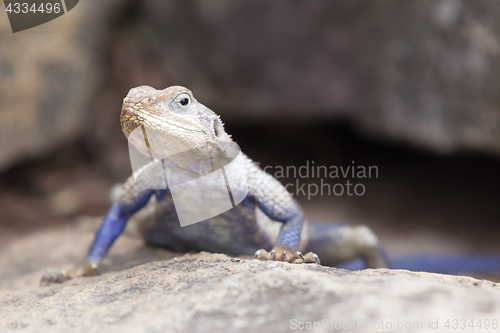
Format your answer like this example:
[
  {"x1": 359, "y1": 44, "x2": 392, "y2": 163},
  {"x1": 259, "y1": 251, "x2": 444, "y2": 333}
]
[
  {"x1": 253, "y1": 245, "x2": 321, "y2": 265},
  {"x1": 253, "y1": 250, "x2": 260, "y2": 259}
]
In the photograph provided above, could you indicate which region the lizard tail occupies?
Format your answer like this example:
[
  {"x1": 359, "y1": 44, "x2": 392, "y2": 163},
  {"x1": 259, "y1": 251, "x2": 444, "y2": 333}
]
[
  {"x1": 306, "y1": 222, "x2": 500, "y2": 276},
  {"x1": 340, "y1": 253, "x2": 500, "y2": 276},
  {"x1": 388, "y1": 254, "x2": 500, "y2": 275}
]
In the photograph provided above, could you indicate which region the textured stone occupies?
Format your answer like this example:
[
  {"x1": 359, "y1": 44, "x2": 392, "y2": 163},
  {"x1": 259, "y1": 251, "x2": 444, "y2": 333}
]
[{"x1": 1, "y1": 228, "x2": 500, "y2": 333}]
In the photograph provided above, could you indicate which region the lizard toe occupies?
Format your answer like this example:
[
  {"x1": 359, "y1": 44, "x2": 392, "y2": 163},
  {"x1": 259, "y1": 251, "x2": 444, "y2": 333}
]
[
  {"x1": 40, "y1": 268, "x2": 69, "y2": 286},
  {"x1": 288, "y1": 251, "x2": 306, "y2": 264},
  {"x1": 254, "y1": 246, "x2": 320, "y2": 264},
  {"x1": 303, "y1": 252, "x2": 321, "y2": 265},
  {"x1": 254, "y1": 249, "x2": 273, "y2": 261},
  {"x1": 253, "y1": 248, "x2": 284, "y2": 261},
  {"x1": 40, "y1": 262, "x2": 97, "y2": 286},
  {"x1": 254, "y1": 248, "x2": 286, "y2": 261}
]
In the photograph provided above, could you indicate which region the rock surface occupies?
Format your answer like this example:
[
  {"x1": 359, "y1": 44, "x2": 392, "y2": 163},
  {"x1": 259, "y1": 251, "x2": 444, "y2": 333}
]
[{"x1": 1, "y1": 228, "x2": 500, "y2": 333}]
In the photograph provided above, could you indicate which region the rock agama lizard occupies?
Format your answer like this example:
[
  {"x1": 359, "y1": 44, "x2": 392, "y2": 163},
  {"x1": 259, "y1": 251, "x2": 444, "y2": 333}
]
[{"x1": 42, "y1": 85, "x2": 500, "y2": 284}]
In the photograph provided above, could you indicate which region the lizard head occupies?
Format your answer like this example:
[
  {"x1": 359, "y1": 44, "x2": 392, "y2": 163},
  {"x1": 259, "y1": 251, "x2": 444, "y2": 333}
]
[{"x1": 121, "y1": 85, "x2": 232, "y2": 159}]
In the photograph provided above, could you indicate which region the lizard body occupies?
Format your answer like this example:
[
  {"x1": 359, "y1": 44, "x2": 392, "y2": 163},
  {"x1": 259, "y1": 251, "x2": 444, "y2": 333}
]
[{"x1": 40, "y1": 85, "x2": 393, "y2": 284}]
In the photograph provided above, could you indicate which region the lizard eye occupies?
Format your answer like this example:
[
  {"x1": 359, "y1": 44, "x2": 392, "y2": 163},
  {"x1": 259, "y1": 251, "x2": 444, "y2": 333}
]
[{"x1": 174, "y1": 93, "x2": 191, "y2": 108}]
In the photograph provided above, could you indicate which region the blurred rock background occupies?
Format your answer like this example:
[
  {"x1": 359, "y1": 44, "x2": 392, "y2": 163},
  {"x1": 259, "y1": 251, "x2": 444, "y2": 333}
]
[{"x1": 1, "y1": 0, "x2": 500, "y2": 260}]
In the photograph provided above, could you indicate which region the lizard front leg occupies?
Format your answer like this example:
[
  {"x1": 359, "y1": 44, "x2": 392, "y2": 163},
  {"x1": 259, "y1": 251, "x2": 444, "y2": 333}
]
[
  {"x1": 41, "y1": 174, "x2": 155, "y2": 285},
  {"x1": 245, "y1": 158, "x2": 320, "y2": 264}
]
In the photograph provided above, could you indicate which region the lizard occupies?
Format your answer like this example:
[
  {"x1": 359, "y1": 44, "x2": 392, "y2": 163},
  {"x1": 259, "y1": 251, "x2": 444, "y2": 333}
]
[
  {"x1": 41, "y1": 85, "x2": 500, "y2": 284},
  {"x1": 41, "y1": 85, "x2": 388, "y2": 284}
]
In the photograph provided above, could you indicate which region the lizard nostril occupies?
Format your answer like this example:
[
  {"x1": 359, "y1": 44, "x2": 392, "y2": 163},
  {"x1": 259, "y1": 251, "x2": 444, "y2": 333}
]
[{"x1": 121, "y1": 107, "x2": 134, "y2": 117}]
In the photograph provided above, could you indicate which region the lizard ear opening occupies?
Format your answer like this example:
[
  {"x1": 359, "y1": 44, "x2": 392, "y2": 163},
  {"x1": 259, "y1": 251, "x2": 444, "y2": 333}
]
[{"x1": 214, "y1": 117, "x2": 231, "y2": 141}]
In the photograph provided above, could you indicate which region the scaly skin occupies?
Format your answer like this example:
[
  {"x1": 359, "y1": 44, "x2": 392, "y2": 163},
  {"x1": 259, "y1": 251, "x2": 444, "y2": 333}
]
[{"x1": 41, "y1": 86, "x2": 386, "y2": 284}]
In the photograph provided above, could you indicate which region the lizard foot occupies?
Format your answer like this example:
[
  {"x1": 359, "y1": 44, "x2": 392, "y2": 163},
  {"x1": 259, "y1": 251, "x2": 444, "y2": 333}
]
[
  {"x1": 253, "y1": 245, "x2": 321, "y2": 264},
  {"x1": 40, "y1": 262, "x2": 97, "y2": 286}
]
